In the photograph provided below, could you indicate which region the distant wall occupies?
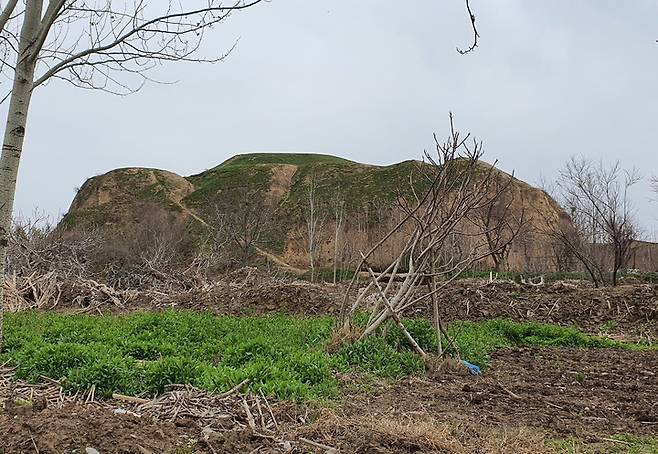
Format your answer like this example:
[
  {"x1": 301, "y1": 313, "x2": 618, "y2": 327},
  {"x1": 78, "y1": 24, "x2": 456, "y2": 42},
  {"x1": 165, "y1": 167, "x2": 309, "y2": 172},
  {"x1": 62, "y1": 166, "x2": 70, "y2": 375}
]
[{"x1": 628, "y1": 241, "x2": 658, "y2": 272}]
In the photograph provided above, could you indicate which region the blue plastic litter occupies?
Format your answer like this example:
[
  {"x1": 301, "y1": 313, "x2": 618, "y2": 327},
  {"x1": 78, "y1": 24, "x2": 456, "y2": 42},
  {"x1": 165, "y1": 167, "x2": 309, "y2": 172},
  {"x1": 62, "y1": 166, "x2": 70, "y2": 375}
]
[{"x1": 460, "y1": 360, "x2": 481, "y2": 375}]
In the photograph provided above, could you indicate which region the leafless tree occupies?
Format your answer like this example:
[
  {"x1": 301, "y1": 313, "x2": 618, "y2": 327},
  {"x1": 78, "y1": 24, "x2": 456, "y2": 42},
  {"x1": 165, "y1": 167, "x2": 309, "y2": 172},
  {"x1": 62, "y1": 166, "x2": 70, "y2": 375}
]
[
  {"x1": 549, "y1": 157, "x2": 640, "y2": 287},
  {"x1": 473, "y1": 180, "x2": 528, "y2": 272},
  {"x1": 0, "y1": 0, "x2": 264, "y2": 348},
  {"x1": 339, "y1": 114, "x2": 515, "y2": 357},
  {"x1": 305, "y1": 174, "x2": 325, "y2": 282},
  {"x1": 207, "y1": 188, "x2": 273, "y2": 268},
  {"x1": 332, "y1": 189, "x2": 345, "y2": 285}
]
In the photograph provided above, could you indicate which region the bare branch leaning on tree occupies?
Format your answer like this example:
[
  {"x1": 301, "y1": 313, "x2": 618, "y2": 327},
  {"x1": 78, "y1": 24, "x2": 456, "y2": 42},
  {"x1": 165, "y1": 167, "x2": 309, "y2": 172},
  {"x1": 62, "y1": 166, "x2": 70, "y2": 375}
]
[{"x1": 339, "y1": 114, "x2": 518, "y2": 358}]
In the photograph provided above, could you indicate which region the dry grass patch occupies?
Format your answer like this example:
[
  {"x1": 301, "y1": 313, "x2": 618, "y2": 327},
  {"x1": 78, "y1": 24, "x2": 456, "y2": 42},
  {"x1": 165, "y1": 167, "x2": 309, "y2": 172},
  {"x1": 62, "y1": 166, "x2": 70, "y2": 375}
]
[{"x1": 297, "y1": 410, "x2": 549, "y2": 453}]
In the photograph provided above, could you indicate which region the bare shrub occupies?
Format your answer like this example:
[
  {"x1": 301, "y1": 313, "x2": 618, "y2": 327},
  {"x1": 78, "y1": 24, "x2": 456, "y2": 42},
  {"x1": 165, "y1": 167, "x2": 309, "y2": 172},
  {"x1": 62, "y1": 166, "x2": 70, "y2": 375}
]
[
  {"x1": 205, "y1": 188, "x2": 274, "y2": 270},
  {"x1": 340, "y1": 114, "x2": 516, "y2": 356},
  {"x1": 96, "y1": 203, "x2": 196, "y2": 290},
  {"x1": 7, "y1": 211, "x2": 100, "y2": 278}
]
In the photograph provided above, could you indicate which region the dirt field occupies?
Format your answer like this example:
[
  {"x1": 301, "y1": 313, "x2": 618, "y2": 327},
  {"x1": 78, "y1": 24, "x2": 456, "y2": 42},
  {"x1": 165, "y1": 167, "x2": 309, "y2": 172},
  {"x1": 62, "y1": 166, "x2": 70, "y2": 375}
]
[
  {"x1": 2, "y1": 276, "x2": 657, "y2": 453},
  {"x1": 2, "y1": 346, "x2": 656, "y2": 453}
]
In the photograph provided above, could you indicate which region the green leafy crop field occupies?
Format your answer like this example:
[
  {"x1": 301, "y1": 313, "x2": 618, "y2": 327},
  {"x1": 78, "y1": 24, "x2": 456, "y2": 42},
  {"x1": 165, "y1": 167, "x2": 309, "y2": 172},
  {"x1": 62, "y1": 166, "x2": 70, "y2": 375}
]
[{"x1": 2, "y1": 312, "x2": 651, "y2": 402}]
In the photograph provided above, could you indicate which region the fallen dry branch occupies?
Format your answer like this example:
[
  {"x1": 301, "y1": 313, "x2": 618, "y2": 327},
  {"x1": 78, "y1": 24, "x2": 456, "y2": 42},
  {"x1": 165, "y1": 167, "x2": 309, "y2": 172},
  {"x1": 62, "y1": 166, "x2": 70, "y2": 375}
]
[
  {"x1": 299, "y1": 437, "x2": 339, "y2": 453},
  {"x1": 112, "y1": 393, "x2": 151, "y2": 405}
]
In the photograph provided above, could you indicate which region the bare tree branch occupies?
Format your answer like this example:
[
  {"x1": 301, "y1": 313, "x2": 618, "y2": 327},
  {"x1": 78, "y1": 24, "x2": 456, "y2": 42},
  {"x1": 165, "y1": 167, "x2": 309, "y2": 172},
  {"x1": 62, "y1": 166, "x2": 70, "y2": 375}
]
[
  {"x1": 0, "y1": 0, "x2": 19, "y2": 34},
  {"x1": 457, "y1": 0, "x2": 479, "y2": 55},
  {"x1": 32, "y1": 0, "x2": 265, "y2": 91}
]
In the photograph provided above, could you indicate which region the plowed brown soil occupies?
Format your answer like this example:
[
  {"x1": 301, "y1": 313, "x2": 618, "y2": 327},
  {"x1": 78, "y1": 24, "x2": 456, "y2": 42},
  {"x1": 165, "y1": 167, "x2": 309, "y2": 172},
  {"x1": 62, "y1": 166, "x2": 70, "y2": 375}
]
[
  {"x1": 2, "y1": 347, "x2": 657, "y2": 453},
  {"x1": 4, "y1": 276, "x2": 657, "y2": 453}
]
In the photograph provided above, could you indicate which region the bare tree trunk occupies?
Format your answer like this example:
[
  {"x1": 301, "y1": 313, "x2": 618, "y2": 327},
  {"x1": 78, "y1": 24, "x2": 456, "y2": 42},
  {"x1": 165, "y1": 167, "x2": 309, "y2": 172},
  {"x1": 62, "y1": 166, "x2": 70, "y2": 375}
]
[
  {"x1": 307, "y1": 182, "x2": 316, "y2": 281},
  {"x1": 0, "y1": 0, "x2": 42, "y2": 351},
  {"x1": 430, "y1": 252, "x2": 442, "y2": 356},
  {"x1": 333, "y1": 199, "x2": 344, "y2": 285},
  {"x1": 305, "y1": 177, "x2": 323, "y2": 282},
  {"x1": 613, "y1": 246, "x2": 621, "y2": 287}
]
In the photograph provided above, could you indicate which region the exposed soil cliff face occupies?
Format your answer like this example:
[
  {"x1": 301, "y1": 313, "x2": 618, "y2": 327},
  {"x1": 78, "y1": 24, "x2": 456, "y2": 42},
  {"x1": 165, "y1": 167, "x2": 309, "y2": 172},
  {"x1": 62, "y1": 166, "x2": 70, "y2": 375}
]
[
  {"x1": 60, "y1": 153, "x2": 572, "y2": 272},
  {"x1": 62, "y1": 167, "x2": 195, "y2": 229}
]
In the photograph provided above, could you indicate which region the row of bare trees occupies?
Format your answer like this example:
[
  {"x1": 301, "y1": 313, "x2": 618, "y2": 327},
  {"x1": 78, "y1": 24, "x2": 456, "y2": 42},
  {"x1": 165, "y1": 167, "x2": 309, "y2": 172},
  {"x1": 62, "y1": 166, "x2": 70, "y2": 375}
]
[
  {"x1": 285, "y1": 155, "x2": 645, "y2": 287},
  {"x1": 544, "y1": 157, "x2": 641, "y2": 287},
  {"x1": 297, "y1": 158, "x2": 638, "y2": 288}
]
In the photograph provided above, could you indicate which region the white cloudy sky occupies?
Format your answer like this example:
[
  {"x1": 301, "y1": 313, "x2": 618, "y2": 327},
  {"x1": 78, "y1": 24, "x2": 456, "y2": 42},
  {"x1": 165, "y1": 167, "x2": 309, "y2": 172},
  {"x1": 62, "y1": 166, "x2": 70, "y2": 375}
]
[{"x1": 8, "y1": 0, "x2": 658, "y2": 237}]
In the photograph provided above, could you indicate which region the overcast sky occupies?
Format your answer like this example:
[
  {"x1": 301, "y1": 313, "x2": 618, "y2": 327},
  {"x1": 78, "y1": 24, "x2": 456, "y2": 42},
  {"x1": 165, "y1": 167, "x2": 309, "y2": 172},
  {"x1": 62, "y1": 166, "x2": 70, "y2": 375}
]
[{"x1": 8, "y1": 0, "x2": 658, "y2": 237}]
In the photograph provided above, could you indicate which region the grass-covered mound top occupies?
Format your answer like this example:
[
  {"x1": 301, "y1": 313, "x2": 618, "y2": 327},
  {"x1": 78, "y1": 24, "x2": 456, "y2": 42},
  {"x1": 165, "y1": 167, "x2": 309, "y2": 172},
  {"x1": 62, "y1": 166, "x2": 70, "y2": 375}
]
[
  {"x1": 218, "y1": 152, "x2": 359, "y2": 167},
  {"x1": 2, "y1": 312, "x2": 651, "y2": 402},
  {"x1": 183, "y1": 151, "x2": 419, "y2": 211}
]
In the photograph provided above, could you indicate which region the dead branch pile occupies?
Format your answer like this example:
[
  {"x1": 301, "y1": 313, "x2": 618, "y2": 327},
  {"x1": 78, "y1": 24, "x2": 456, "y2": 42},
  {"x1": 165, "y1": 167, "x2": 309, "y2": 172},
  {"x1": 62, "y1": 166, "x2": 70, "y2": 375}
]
[
  {"x1": 136, "y1": 383, "x2": 281, "y2": 435},
  {"x1": 2, "y1": 265, "x2": 341, "y2": 317},
  {"x1": 3, "y1": 271, "x2": 62, "y2": 312},
  {"x1": 1, "y1": 364, "x2": 70, "y2": 410},
  {"x1": 3, "y1": 272, "x2": 139, "y2": 313},
  {"x1": 155, "y1": 268, "x2": 340, "y2": 315}
]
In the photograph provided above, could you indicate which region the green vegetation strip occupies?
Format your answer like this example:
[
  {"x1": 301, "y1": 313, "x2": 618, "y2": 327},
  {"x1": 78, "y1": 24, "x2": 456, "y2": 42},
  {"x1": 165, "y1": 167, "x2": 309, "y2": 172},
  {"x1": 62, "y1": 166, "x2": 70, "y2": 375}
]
[
  {"x1": 448, "y1": 318, "x2": 651, "y2": 367},
  {"x1": 1, "y1": 313, "x2": 651, "y2": 402},
  {"x1": 549, "y1": 435, "x2": 658, "y2": 454}
]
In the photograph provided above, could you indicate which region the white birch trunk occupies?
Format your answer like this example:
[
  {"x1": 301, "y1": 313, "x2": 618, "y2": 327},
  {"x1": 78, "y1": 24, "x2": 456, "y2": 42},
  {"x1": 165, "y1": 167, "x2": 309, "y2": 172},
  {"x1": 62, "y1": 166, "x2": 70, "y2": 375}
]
[{"x1": 0, "y1": 0, "x2": 42, "y2": 350}]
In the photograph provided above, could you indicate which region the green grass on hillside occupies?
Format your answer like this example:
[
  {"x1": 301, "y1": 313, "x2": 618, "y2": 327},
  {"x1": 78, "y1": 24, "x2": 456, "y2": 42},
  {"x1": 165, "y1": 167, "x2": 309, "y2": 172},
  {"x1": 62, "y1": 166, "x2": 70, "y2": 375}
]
[
  {"x1": 184, "y1": 165, "x2": 273, "y2": 207},
  {"x1": 218, "y1": 153, "x2": 357, "y2": 167},
  {"x1": 2, "y1": 313, "x2": 650, "y2": 402},
  {"x1": 185, "y1": 152, "x2": 430, "y2": 214},
  {"x1": 277, "y1": 159, "x2": 431, "y2": 214},
  {"x1": 62, "y1": 168, "x2": 185, "y2": 229}
]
